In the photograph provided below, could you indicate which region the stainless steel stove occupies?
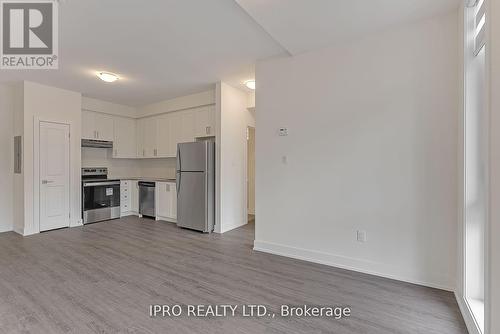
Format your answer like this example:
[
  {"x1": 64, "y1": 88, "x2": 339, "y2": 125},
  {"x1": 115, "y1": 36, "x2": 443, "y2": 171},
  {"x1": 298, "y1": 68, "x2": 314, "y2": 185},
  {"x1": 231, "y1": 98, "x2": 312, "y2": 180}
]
[{"x1": 82, "y1": 168, "x2": 120, "y2": 224}]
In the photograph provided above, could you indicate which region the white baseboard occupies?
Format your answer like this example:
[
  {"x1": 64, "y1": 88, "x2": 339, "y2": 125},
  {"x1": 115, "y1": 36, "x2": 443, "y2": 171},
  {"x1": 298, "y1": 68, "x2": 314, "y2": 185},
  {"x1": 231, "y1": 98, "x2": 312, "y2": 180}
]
[
  {"x1": 70, "y1": 220, "x2": 83, "y2": 228},
  {"x1": 455, "y1": 293, "x2": 481, "y2": 334},
  {"x1": 22, "y1": 229, "x2": 38, "y2": 236},
  {"x1": 253, "y1": 240, "x2": 453, "y2": 291},
  {"x1": 120, "y1": 212, "x2": 137, "y2": 218},
  {"x1": 13, "y1": 226, "x2": 23, "y2": 235},
  {"x1": 0, "y1": 226, "x2": 13, "y2": 233}
]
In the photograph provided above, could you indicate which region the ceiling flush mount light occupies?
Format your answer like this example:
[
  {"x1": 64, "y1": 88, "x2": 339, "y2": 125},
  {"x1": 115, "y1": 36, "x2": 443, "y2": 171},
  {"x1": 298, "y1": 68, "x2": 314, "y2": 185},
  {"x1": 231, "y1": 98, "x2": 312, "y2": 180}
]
[
  {"x1": 244, "y1": 80, "x2": 256, "y2": 90},
  {"x1": 97, "y1": 71, "x2": 119, "y2": 83}
]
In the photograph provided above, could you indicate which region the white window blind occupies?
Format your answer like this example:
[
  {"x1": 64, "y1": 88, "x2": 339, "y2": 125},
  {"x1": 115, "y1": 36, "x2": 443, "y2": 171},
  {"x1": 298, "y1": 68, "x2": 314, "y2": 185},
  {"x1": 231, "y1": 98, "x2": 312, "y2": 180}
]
[{"x1": 474, "y1": 0, "x2": 486, "y2": 55}]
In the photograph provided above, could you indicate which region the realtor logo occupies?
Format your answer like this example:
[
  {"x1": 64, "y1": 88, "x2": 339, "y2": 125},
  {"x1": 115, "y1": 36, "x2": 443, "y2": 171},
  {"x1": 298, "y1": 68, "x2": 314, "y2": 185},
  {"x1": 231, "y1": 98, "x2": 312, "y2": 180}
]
[{"x1": 1, "y1": 0, "x2": 58, "y2": 69}]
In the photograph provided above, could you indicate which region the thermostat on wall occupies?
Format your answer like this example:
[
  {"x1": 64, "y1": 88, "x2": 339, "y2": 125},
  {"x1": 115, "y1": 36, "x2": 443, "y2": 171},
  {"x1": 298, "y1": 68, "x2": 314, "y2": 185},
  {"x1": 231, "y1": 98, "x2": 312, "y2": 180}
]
[{"x1": 278, "y1": 128, "x2": 288, "y2": 136}]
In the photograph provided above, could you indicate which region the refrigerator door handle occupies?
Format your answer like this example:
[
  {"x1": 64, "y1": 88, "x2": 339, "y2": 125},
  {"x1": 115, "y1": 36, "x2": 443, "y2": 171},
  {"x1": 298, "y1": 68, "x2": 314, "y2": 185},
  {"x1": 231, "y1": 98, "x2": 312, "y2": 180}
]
[
  {"x1": 176, "y1": 144, "x2": 181, "y2": 172},
  {"x1": 176, "y1": 172, "x2": 181, "y2": 197},
  {"x1": 176, "y1": 144, "x2": 181, "y2": 197}
]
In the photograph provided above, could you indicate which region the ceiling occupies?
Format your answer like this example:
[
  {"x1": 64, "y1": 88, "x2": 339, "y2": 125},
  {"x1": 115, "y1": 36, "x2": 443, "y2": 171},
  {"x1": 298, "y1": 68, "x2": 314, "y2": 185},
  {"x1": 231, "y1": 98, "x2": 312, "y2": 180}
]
[
  {"x1": 0, "y1": 0, "x2": 285, "y2": 106},
  {"x1": 235, "y1": 0, "x2": 461, "y2": 55},
  {"x1": 0, "y1": 0, "x2": 461, "y2": 106}
]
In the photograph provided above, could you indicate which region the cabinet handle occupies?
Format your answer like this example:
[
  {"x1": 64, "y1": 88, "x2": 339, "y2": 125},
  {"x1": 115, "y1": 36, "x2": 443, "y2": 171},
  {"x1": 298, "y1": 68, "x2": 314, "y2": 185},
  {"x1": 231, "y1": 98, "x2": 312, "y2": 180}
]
[
  {"x1": 206, "y1": 126, "x2": 210, "y2": 135},
  {"x1": 143, "y1": 149, "x2": 145, "y2": 157},
  {"x1": 154, "y1": 149, "x2": 157, "y2": 156},
  {"x1": 114, "y1": 149, "x2": 117, "y2": 156}
]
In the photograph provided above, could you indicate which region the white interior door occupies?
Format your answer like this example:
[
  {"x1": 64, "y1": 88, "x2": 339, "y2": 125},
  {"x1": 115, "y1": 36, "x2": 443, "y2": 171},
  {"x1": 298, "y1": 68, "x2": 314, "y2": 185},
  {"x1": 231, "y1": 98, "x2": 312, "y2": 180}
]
[{"x1": 39, "y1": 122, "x2": 70, "y2": 232}]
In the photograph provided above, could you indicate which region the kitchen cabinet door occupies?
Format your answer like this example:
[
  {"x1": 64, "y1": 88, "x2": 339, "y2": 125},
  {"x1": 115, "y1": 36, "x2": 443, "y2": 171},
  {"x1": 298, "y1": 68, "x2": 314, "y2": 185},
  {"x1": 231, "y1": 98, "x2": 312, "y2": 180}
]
[
  {"x1": 144, "y1": 117, "x2": 158, "y2": 158},
  {"x1": 95, "y1": 113, "x2": 114, "y2": 141},
  {"x1": 136, "y1": 118, "x2": 145, "y2": 158},
  {"x1": 136, "y1": 117, "x2": 158, "y2": 158},
  {"x1": 168, "y1": 112, "x2": 183, "y2": 157},
  {"x1": 113, "y1": 116, "x2": 137, "y2": 158},
  {"x1": 82, "y1": 110, "x2": 96, "y2": 139},
  {"x1": 194, "y1": 106, "x2": 216, "y2": 138},
  {"x1": 130, "y1": 181, "x2": 139, "y2": 214},
  {"x1": 207, "y1": 105, "x2": 215, "y2": 135},
  {"x1": 120, "y1": 180, "x2": 132, "y2": 215},
  {"x1": 181, "y1": 110, "x2": 196, "y2": 143},
  {"x1": 156, "y1": 114, "x2": 171, "y2": 157},
  {"x1": 156, "y1": 182, "x2": 177, "y2": 222}
]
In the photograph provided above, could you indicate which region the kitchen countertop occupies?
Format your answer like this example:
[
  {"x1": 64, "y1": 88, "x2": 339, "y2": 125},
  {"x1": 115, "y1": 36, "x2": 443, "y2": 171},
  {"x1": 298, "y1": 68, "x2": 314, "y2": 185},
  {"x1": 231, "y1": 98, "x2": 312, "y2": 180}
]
[{"x1": 111, "y1": 177, "x2": 176, "y2": 183}]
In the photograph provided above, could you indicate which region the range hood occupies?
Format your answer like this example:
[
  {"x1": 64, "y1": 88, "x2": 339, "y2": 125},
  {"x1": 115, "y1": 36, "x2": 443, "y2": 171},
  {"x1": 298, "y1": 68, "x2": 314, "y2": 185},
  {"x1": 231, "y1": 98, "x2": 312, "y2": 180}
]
[{"x1": 81, "y1": 139, "x2": 113, "y2": 148}]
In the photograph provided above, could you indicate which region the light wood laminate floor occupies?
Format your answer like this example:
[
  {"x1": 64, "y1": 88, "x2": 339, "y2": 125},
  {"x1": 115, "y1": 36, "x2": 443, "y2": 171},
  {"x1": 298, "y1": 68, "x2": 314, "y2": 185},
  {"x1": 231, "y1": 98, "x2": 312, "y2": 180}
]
[{"x1": 0, "y1": 217, "x2": 467, "y2": 334}]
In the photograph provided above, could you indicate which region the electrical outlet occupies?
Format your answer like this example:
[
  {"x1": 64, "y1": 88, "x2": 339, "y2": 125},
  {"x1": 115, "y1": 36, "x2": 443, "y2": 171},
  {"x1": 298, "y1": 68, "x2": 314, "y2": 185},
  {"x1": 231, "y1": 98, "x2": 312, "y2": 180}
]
[{"x1": 357, "y1": 230, "x2": 367, "y2": 242}]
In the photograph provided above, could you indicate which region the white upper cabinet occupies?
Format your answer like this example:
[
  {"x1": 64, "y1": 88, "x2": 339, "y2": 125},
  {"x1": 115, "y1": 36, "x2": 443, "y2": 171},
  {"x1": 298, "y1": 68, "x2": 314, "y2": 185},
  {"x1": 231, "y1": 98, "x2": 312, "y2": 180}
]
[
  {"x1": 113, "y1": 116, "x2": 137, "y2": 158},
  {"x1": 157, "y1": 110, "x2": 196, "y2": 158},
  {"x1": 82, "y1": 110, "x2": 96, "y2": 140},
  {"x1": 81, "y1": 110, "x2": 114, "y2": 141},
  {"x1": 95, "y1": 113, "x2": 114, "y2": 141},
  {"x1": 137, "y1": 117, "x2": 158, "y2": 158},
  {"x1": 156, "y1": 114, "x2": 172, "y2": 158},
  {"x1": 180, "y1": 109, "x2": 196, "y2": 143},
  {"x1": 86, "y1": 104, "x2": 216, "y2": 159},
  {"x1": 168, "y1": 112, "x2": 183, "y2": 157},
  {"x1": 194, "y1": 105, "x2": 216, "y2": 138}
]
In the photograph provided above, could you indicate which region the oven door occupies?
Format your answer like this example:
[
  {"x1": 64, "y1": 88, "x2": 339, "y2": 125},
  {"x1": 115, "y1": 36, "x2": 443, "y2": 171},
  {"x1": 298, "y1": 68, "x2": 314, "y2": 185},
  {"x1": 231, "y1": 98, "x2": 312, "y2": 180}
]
[{"x1": 83, "y1": 181, "x2": 121, "y2": 223}]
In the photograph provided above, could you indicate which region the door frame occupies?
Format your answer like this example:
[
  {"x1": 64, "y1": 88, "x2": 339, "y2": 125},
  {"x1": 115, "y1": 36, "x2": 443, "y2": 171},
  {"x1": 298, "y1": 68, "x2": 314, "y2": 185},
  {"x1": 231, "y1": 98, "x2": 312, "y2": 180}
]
[
  {"x1": 246, "y1": 126, "x2": 255, "y2": 217},
  {"x1": 33, "y1": 118, "x2": 73, "y2": 234}
]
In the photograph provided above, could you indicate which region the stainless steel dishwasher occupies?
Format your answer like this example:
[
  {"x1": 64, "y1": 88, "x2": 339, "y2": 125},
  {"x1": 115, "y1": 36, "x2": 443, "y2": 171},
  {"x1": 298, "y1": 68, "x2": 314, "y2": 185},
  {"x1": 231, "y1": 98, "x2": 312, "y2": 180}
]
[{"x1": 139, "y1": 182, "x2": 155, "y2": 217}]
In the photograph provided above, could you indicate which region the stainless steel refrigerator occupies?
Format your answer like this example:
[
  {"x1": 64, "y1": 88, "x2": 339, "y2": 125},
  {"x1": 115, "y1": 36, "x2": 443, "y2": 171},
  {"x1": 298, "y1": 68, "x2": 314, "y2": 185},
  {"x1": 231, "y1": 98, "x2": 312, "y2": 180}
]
[{"x1": 176, "y1": 141, "x2": 215, "y2": 232}]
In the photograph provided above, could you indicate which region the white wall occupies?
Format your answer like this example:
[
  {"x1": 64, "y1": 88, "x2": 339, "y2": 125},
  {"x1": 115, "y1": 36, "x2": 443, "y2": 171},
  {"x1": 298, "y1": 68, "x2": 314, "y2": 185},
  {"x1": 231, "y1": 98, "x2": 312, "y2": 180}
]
[
  {"x1": 81, "y1": 147, "x2": 141, "y2": 177},
  {"x1": 12, "y1": 83, "x2": 24, "y2": 234},
  {"x1": 0, "y1": 84, "x2": 14, "y2": 233},
  {"x1": 248, "y1": 91, "x2": 255, "y2": 109},
  {"x1": 254, "y1": 11, "x2": 459, "y2": 290},
  {"x1": 22, "y1": 81, "x2": 82, "y2": 235},
  {"x1": 216, "y1": 82, "x2": 255, "y2": 233},
  {"x1": 137, "y1": 158, "x2": 176, "y2": 179},
  {"x1": 81, "y1": 147, "x2": 177, "y2": 179}
]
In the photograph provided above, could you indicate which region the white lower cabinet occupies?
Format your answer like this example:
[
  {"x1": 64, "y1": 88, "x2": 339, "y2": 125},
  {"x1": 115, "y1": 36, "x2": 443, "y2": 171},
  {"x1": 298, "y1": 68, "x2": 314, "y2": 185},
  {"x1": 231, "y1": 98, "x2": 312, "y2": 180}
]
[
  {"x1": 155, "y1": 182, "x2": 177, "y2": 222},
  {"x1": 121, "y1": 180, "x2": 139, "y2": 216},
  {"x1": 130, "y1": 181, "x2": 139, "y2": 214},
  {"x1": 122, "y1": 180, "x2": 174, "y2": 219},
  {"x1": 120, "y1": 180, "x2": 132, "y2": 216}
]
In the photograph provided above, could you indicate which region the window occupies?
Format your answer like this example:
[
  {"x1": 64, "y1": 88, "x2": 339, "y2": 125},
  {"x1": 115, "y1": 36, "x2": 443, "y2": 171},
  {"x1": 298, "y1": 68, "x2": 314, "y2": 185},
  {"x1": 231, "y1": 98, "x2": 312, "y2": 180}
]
[{"x1": 464, "y1": 0, "x2": 487, "y2": 332}]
